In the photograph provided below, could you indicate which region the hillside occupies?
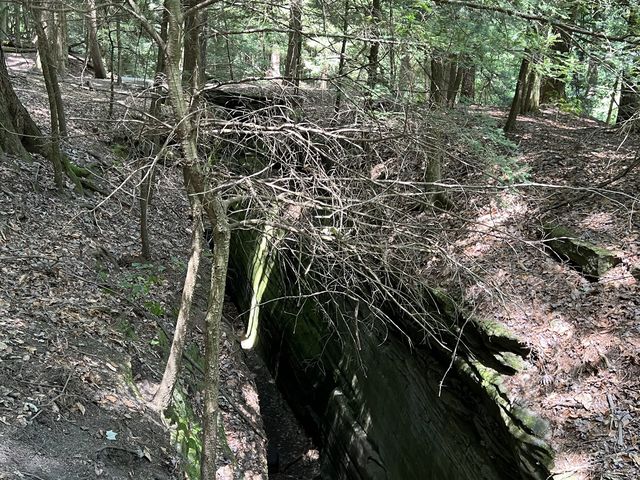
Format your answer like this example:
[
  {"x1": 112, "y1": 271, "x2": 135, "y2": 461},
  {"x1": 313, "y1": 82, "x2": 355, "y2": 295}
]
[{"x1": 1, "y1": 53, "x2": 639, "y2": 480}]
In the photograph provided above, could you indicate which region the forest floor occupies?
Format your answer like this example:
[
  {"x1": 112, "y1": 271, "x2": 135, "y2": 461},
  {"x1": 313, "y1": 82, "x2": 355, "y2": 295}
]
[
  {"x1": 451, "y1": 106, "x2": 640, "y2": 479},
  {"x1": 0, "y1": 54, "x2": 286, "y2": 479},
  {"x1": 1, "y1": 52, "x2": 639, "y2": 480}
]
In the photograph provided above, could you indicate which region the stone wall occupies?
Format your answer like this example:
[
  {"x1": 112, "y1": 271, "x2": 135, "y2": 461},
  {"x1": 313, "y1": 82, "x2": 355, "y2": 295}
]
[{"x1": 228, "y1": 231, "x2": 553, "y2": 480}]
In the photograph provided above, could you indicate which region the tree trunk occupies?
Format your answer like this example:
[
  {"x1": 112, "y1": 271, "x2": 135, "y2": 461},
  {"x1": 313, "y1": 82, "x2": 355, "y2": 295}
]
[
  {"x1": 86, "y1": 0, "x2": 107, "y2": 78},
  {"x1": 606, "y1": 74, "x2": 620, "y2": 125},
  {"x1": 367, "y1": 0, "x2": 381, "y2": 89},
  {"x1": 447, "y1": 60, "x2": 463, "y2": 107},
  {"x1": 157, "y1": 0, "x2": 230, "y2": 472},
  {"x1": 284, "y1": 0, "x2": 302, "y2": 87},
  {"x1": 0, "y1": 3, "x2": 9, "y2": 44},
  {"x1": 155, "y1": 2, "x2": 168, "y2": 76},
  {"x1": 504, "y1": 57, "x2": 530, "y2": 133},
  {"x1": 0, "y1": 45, "x2": 48, "y2": 157},
  {"x1": 182, "y1": 0, "x2": 202, "y2": 89},
  {"x1": 430, "y1": 56, "x2": 446, "y2": 105},
  {"x1": 616, "y1": 6, "x2": 639, "y2": 126},
  {"x1": 49, "y1": 0, "x2": 66, "y2": 73},
  {"x1": 539, "y1": 27, "x2": 571, "y2": 104},
  {"x1": 522, "y1": 63, "x2": 540, "y2": 113},
  {"x1": 31, "y1": 6, "x2": 64, "y2": 188},
  {"x1": 152, "y1": 184, "x2": 204, "y2": 409},
  {"x1": 461, "y1": 65, "x2": 475, "y2": 101},
  {"x1": 199, "y1": 9, "x2": 208, "y2": 85},
  {"x1": 198, "y1": 177, "x2": 230, "y2": 480},
  {"x1": 334, "y1": 0, "x2": 349, "y2": 112}
]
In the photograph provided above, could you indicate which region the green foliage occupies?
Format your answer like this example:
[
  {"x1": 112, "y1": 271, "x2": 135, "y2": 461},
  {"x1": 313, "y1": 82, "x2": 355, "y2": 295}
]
[
  {"x1": 115, "y1": 318, "x2": 137, "y2": 339},
  {"x1": 144, "y1": 300, "x2": 166, "y2": 317},
  {"x1": 461, "y1": 114, "x2": 529, "y2": 184},
  {"x1": 556, "y1": 97, "x2": 584, "y2": 116},
  {"x1": 166, "y1": 386, "x2": 203, "y2": 479},
  {"x1": 119, "y1": 262, "x2": 165, "y2": 299}
]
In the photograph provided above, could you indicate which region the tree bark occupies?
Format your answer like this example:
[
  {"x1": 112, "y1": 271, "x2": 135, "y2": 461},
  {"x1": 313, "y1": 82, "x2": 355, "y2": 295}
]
[
  {"x1": 522, "y1": 62, "x2": 540, "y2": 113},
  {"x1": 150, "y1": 0, "x2": 230, "y2": 472},
  {"x1": 430, "y1": 56, "x2": 446, "y2": 105},
  {"x1": 30, "y1": 4, "x2": 67, "y2": 189},
  {"x1": 504, "y1": 57, "x2": 530, "y2": 133},
  {"x1": 0, "y1": 44, "x2": 54, "y2": 158},
  {"x1": 152, "y1": 183, "x2": 203, "y2": 409},
  {"x1": 86, "y1": 0, "x2": 107, "y2": 78},
  {"x1": 367, "y1": 0, "x2": 381, "y2": 89},
  {"x1": 461, "y1": 65, "x2": 475, "y2": 101},
  {"x1": 447, "y1": 60, "x2": 463, "y2": 107},
  {"x1": 616, "y1": 6, "x2": 639, "y2": 126},
  {"x1": 284, "y1": 0, "x2": 303, "y2": 87},
  {"x1": 182, "y1": 0, "x2": 202, "y2": 89},
  {"x1": 198, "y1": 176, "x2": 230, "y2": 480},
  {"x1": 606, "y1": 74, "x2": 620, "y2": 125}
]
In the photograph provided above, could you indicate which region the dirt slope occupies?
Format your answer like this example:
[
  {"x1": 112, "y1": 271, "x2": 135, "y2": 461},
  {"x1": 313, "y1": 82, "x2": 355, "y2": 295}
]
[{"x1": 0, "y1": 56, "x2": 268, "y2": 480}]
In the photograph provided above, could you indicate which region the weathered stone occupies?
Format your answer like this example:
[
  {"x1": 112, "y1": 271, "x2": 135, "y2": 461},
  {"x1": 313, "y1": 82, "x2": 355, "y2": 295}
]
[
  {"x1": 542, "y1": 225, "x2": 621, "y2": 279},
  {"x1": 228, "y1": 231, "x2": 553, "y2": 480}
]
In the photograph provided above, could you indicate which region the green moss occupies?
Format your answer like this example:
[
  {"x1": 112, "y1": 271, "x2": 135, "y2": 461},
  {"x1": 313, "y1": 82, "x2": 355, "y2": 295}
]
[{"x1": 543, "y1": 225, "x2": 621, "y2": 277}]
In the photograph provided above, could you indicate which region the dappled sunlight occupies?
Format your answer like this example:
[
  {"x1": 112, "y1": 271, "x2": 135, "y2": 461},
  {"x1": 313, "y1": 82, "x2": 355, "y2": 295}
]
[
  {"x1": 436, "y1": 107, "x2": 640, "y2": 478},
  {"x1": 4, "y1": 54, "x2": 35, "y2": 72},
  {"x1": 577, "y1": 211, "x2": 616, "y2": 231}
]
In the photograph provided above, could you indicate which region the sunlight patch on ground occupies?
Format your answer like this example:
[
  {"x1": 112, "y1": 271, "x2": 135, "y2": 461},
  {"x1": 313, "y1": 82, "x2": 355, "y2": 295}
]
[
  {"x1": 5, "y1": 54, "x2": 35, "y2": 72},
  {"x1": 552, "y1": 452, "x2": 592, "y2": 480},
  {"x1": 577, "y1": 212, "x2": 616, "y2": 233}
]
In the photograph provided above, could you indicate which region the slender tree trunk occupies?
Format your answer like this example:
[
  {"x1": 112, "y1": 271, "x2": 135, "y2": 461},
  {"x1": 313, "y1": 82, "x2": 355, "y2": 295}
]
[
  {"x1": 0, "y1": 3, "x2": 9, "y2": 44},
  {"x1": 606, "y1": 74, "x2": 620, "y2": 125},
  {"x1": 334, "y1": 0, "x2": 349, "y2": 112},
  {"x1": 198, "y1": 177, "x2": 230, "y2": 480},
  {"x1": 504, "y1": 57, "x2": 530, "y2": 133},
  {"x1": 50, "y1": 0, "x2": 66, "y2": 73},
  {"x1": 155, "y1": 2, "x2": 168, "y2": 76},
  {"x1": 388, "y1": 4, "x2": 395, "y2": 91},
  {"x1": 182, "y1": 0, "x2": 201, "y2": 88},
  {"x1": 86, "y1": 0, "x2": 107, "y2": 78},
  {"x1": 199, "y1": 9, "x2": 207, "y2": 85},
  {"x1": 13, "y1": 3, "x2": 22, "y2": 47},
  {"x1": 367, "y1": 0, "x2": 381, "y2": 89},
  {"x1": 129, "y1": 0, "x2": 230, "y2": 471},
  {"x1": 522, "y1": 62, "x2": 540, "y2": 113},
  {"x1": 540, "y1": 27, "x2": 571, "y2": 104},
  {"x1": 446, "y1": 60, "x2": 463, "y2": 107},
  {"x1": 116, "y1": 17, "x2": 122, "y2": 84},
  {"x1": 461, "y1": 65, "x2": 475, "y2": 100},
  {"x1": 31, "y1": 4, "x2": 67, "y2": 188},
  {"x1": 284, "y1": 0, "x2": 302, "y2": 87},
  {"x1": 616, "y1": 7, "x2": 639, "y2": 126},
  {"x1": 430, "y1": 56, "x2": 446, "y2": 105},
  {"x1": 152, "y1": 183, "x2": 203, "y2": 409}
]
